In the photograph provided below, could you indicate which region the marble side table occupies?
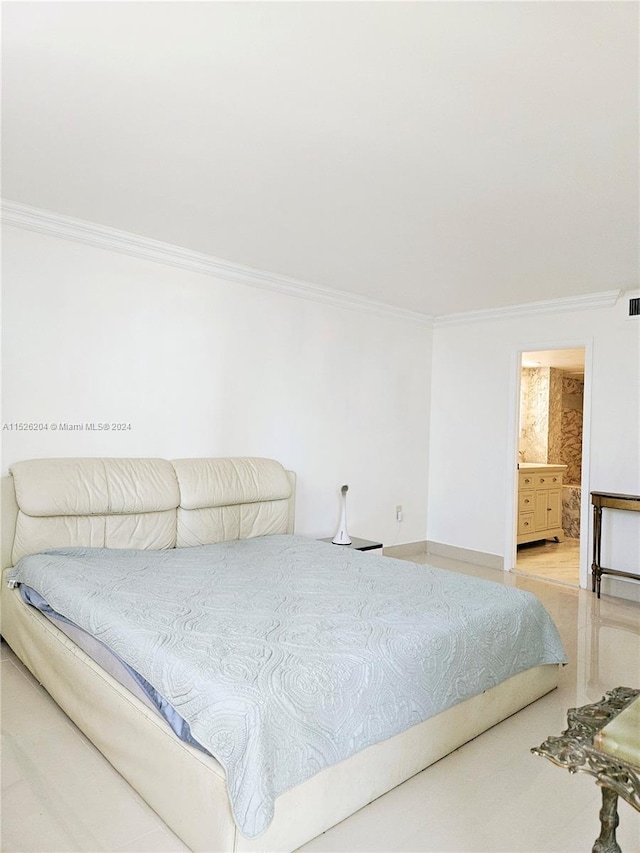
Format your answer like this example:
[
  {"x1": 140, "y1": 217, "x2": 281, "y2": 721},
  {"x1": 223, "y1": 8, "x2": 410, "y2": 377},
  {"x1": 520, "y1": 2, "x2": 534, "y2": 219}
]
[{"x1": 532, "y1": 687, "x2": 640, "y2": 853}]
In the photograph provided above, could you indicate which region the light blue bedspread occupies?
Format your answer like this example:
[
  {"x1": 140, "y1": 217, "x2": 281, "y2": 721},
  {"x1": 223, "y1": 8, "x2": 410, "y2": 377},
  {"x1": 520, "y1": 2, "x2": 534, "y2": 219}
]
[{"x1": 8, "y1": 535, "x2": 566, "y2": 837}]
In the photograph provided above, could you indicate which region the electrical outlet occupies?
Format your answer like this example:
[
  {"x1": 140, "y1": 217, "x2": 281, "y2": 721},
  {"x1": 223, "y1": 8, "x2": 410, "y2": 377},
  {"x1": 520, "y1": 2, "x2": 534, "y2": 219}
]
[{"x1": 396, "y1": 505, "x2": 403, "y2": 522}]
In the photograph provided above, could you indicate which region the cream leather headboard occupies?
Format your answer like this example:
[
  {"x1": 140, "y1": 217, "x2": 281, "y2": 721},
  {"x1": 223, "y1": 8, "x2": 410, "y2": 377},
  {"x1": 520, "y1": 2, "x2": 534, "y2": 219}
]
[
  {"x1": 1, "y1": 457, "x2": 296, "y2": 568},
  {"x1": 173, "y1": 457, "x2": 295, "y2": 547},
  {"x1": 9, "y1": 458, "x2": 180, "y2": 563}
]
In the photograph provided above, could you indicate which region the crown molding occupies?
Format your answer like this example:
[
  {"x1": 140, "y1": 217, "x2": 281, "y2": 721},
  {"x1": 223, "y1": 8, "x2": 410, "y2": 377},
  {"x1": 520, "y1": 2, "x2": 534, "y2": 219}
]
[
  {"x1": 434, "y1": 289, "x2": 623, "y2": 327},
  {"x1": 2, "y1": 200, "x2": 622, "y2": 326},
  {"x1": 1, "y1": 200, "x2": 434, "y2": 326}
]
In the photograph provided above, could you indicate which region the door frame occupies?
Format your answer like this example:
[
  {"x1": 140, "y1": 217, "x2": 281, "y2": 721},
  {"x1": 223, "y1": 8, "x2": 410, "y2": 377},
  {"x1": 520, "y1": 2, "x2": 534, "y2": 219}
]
[{"x1": 504, "y1": 338, "x2": 593, "y2": 588}]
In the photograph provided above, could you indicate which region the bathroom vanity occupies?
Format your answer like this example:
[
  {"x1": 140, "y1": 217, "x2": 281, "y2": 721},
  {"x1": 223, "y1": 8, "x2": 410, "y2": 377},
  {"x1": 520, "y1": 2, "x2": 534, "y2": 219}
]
[{"x1": 517, "y1": 462, "x2": 567, "y2": 545}]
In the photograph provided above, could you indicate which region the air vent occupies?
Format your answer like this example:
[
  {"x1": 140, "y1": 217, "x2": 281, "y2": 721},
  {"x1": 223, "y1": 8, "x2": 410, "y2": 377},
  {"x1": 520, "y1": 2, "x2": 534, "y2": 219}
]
[{"x1": 630, "y1": 297, "x2": 640, "y2": 317}]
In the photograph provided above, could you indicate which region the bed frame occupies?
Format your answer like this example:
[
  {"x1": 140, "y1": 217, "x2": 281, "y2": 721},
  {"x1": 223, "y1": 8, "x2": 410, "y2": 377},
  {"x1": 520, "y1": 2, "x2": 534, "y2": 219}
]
[{"x1": 0, "y1": 457, "x2": 561, "y2": 852}]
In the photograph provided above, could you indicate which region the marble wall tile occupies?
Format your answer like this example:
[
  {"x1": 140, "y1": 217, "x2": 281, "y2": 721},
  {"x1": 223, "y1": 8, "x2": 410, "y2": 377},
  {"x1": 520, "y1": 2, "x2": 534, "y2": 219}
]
[
  {"x1": 548, "y1": 368, "x2": 563, "y2": 464},
  {"x1": 519, "y1": 367, "x2": 549, "y2": 462},
  {"x1": 562, "y1": 484, "x2": 581, "y2": 538},
  {"x1": 520, "y1": 369, "x2": 584, "y2": 487},
  {"x1": 560, "y1": 376, "x2": 584, "y2": 485},
  {"x1": 563, "y1": 377, "x2": 584, "y2": 396}
]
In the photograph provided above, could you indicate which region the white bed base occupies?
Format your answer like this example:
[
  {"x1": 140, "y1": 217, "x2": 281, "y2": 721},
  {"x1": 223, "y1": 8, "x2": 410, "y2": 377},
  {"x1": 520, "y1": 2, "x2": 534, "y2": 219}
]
[{"x1": 0, "y1": 458, "x2": 561, "y2": 852}]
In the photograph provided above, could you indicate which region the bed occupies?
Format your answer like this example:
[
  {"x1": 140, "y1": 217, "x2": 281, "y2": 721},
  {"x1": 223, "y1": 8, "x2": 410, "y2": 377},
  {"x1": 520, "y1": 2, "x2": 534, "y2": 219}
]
[{"x1": 0, "y1": 456, "x2": 566, "y2": 852}]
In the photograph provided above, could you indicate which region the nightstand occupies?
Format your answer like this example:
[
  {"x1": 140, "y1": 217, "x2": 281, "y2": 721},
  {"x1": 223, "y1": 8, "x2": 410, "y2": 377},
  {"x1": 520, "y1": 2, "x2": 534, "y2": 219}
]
[{"x1": 318, "y1": 537, "x2": 383, "y2": 554}]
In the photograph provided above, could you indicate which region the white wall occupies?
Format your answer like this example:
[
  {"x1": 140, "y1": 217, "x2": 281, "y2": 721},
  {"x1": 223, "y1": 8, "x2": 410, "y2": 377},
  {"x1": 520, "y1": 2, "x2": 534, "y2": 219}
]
[
  {"x1": 1, "y1": 226, "x2": 432, "y2": 545},
  {"x1": 428, "y1": 295, "x2": 640, "y2": 591}
]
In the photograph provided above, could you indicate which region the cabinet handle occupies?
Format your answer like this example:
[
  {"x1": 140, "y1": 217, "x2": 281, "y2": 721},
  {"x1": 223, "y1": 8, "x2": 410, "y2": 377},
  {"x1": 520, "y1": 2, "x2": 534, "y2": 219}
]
[
  {"x1": 552, "y1": 477, "x2": 557, "y2": 482},
  {"x1": 547, "y1": 507, "x2": 552, "y2": 511}
]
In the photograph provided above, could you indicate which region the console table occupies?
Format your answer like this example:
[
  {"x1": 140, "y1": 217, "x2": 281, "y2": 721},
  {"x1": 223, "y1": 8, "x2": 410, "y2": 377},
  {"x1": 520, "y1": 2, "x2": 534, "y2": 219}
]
[
  {"x1": 532, "y1": 687, "x2": 640, "y2": 853},
  {"x1": 591, "y1": 491, "x2": 640, "y2": 598}
]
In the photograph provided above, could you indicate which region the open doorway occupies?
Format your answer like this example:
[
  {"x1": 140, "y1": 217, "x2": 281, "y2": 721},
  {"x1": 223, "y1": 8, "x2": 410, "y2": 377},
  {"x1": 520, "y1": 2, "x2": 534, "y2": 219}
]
[{"x1": 514, "y1": 348, "x2": 585, "y2": 586}]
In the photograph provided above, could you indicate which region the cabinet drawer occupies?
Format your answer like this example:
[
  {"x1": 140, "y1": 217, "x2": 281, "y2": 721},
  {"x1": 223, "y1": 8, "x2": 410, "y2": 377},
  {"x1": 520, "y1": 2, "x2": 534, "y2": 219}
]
[
  {"x1": 518, "y1": 512, "x2": 535, "y2": 535},
  {"x1": 519, "y1": 490, "x2": 535, "y2": 512},
  {"x1": 519, "y1": 472, "x2": 536, "y2": 489},
  {"x1": 535, "y1": 473, "x2": 563, "y2": 487}
]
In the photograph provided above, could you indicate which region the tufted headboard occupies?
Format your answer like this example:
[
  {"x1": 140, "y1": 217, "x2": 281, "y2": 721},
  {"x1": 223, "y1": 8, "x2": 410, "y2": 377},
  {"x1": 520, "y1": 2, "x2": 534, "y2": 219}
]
[{"x1": 1, "y1": 457, "x2": 296, "y2": 569}]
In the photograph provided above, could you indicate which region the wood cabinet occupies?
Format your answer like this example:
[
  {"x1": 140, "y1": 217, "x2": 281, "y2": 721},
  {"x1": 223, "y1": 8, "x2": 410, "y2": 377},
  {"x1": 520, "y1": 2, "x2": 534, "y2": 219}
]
[{"x1": 517, "y1": 464, "x2": 566, "y2": 545}]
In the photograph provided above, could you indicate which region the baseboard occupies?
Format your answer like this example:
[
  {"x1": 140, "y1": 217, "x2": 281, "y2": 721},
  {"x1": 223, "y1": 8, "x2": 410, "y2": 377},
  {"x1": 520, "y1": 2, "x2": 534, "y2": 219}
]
[
  {"x1": 395, "y1": 540, "x2": 639, "y2": 601},
  {"x1": 425, "y1": 541, "x2": 504, "y2": 571},
  {"x1": 383, "y1": 541, "x2": 428, "y2": 559},
  {"x1": 600, "y1": 575, "x2": 640, "y2": 604}
]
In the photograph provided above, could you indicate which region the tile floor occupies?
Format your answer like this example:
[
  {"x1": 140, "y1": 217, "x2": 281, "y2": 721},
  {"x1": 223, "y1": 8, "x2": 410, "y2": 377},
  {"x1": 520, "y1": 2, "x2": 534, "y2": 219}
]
[
  {"x1": 515, "y1": 537, "x2": 581, "y2": 586},
  {"x1": 2, "y1": 551, "x2": 639, "y2": 853}
]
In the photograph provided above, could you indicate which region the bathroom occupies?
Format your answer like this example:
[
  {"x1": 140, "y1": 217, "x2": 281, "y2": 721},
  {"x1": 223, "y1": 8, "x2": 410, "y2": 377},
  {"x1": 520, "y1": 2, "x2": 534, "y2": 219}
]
[{"x1": 516, "y1": 348, "x2": 585, "y2": 585}]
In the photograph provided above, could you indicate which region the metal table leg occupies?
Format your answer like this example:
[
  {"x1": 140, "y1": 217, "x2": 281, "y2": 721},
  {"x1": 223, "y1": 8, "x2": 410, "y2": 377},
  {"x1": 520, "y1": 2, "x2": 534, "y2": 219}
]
[{"x1": 592, "y1": 787, "x2": 621, "y2": 853}]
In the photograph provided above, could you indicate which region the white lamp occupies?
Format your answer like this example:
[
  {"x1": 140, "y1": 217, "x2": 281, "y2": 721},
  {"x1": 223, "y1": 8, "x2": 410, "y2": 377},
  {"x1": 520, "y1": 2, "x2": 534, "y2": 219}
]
[{"x1": 332, "y1": 484, "x2": 352, "y2": 545}]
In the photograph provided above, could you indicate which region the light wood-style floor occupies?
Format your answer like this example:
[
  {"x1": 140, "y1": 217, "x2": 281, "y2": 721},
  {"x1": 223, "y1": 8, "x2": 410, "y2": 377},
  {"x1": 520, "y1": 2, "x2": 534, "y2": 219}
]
[{"x1": 515, "y1": 537, "x2": 580, "y2": 586}]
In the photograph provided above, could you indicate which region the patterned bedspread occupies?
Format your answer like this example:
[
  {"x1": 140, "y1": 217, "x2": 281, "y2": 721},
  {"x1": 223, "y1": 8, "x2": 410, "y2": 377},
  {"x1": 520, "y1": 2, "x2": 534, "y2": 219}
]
[{"x1": 8, "y1": 535, "x2": 566, "y2": 837}]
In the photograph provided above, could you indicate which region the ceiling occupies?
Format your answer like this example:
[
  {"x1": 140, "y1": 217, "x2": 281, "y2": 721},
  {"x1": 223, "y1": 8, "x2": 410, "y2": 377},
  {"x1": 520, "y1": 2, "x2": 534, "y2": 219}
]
[
  {"x1": 2, "y1": 2, "x2": 638, "y2": 317},
  {"x1": 522, "y1": 348, "x2": 585, "y2": 375}
]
